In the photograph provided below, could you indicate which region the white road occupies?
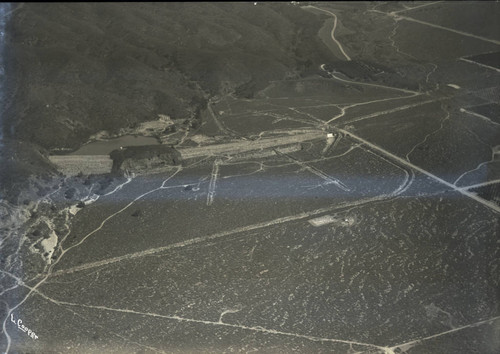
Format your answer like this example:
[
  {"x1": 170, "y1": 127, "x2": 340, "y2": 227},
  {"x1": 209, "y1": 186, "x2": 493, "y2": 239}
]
[
  {"x1": 390, "y1": 1, "x2": 443, "y2": 15},
  {"x1": 303, "y1": 5, "x2": 351, "y2": 61},
  {"x1": 337, "y1": 128, "x2": 500, "y2": 213},
  {"x1": 459, "y1": 57, "x2": 500, "y2": 73},
  {"x1": 371, "y1": 9, "x2": 500, "y2": 45},
  {"x1": 458, "y1": 178, "x2": 500, "y2": 191},
  {"x1": 318, "y1": 64, "x2": 422, "y2": 124}
]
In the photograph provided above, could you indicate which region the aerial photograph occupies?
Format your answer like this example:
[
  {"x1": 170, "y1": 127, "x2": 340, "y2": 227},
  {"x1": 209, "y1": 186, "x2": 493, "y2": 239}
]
[{"x1": 0, "y1": 1, "x2": 499, "y2": 353}]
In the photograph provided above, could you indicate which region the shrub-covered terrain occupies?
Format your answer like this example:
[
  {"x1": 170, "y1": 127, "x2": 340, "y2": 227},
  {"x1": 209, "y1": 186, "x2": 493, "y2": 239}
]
[{"x1": 2, "y1": 3, "x2": 332, "y2": 151}]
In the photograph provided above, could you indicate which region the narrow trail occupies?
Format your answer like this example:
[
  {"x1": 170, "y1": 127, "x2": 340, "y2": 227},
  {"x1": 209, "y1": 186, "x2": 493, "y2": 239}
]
[
  {"x1": 322, "y1": 65, "x2": 419, "y2": 95},
  {"x1": 207, "y1": 96, "x2": 241, "y2": 138},
  {"x1": 390, "y1": 1, "x2": 443, "y2": 15},
  {"x1": 458, "y1": 178, "x2": 500, "y2": 191},
  {"x1": 341, "y1": 97, "x2": 446, "y2": 125},
  {"x1": 1, "y1": 167, "x2": 183, "y2": 353},
  {"x1": 370, "y1": 9, "x2": 500, "y2": 46},
  {"x1": 48, "y1": 187, "x2": 411, "y2": 281},
  {"x1": 310, "y1": 6, "x2": 498, "y2": 213},
  {"x1": 3, "y1": 3, "x2": 498, "y2": 352},
  {"x1": 337, "y1": 128, "x2": 500, "y2": 213},
  {"x1": 274, "y1": 148, "x2": 351, "y2": 192},
  {"x1": 459, "y1": 57, "x2": 500, "y2": 73},
  {"x1": 318, "y1": 65, "x2": 421, "y2": 125},
  {"x1": 0, "y1": 137, "x2": 416, "y2": 353},
  {"x1": 3, "y1": 278, "x2": 393, "y2": 353},
  {"x1": 389, "y1": 316, "x2": 500, "y2": 352},
  {"x1": 405, "y1": 105, "x2": 450, "y2": 161},
  {"x1": 45, "y1": 137, "x2": 414, "y2": 280},
  {"x1": 460, "y1": 108, "x2": 500, "y2": 126}
]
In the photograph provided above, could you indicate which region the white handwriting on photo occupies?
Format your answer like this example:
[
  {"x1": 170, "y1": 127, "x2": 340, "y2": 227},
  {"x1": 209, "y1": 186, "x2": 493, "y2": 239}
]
[{"x1": 10, "y1": 314, "x2": 38, "y2": 339}]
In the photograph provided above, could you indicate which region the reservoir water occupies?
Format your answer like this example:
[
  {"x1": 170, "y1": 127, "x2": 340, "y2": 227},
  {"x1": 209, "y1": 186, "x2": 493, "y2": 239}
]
[{"x1": 70, "y1": 135, "x2": 160, "y2": 155}]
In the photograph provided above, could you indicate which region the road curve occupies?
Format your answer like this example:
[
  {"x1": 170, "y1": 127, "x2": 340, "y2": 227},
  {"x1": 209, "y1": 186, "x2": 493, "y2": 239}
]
[{"x1": 304, "y1": 5, "x2": 352, "y2": 61}]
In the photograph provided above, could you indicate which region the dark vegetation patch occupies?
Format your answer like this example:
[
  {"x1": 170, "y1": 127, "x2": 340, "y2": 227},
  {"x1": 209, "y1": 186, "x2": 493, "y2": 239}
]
[
  {"x1": 28, "y1": 222, "x2": 51, "y2": 241},
  {"x1": 470, "y1": 183, "x2": 500, "y2": 208},
  {"x1": 465, "y1": 51, "x2": 500, "y2": 70},
  {"x1": 64, "y1": 187, "x2": 76, "y2": 200},
  {"x1": 110, "y1": 145, "x2": 182, "y2": 173},
  {"x1": 468, "y1": 103, "x2": 500, "y2": 124},
  {"x1": 131, "y1": 209, "x2": 142, "y2": 217},
  {"x1": 0, "y1": 139, "x2": 58, "y2": 202},
  {"x1": 471, "y1": 86, "x2": 500, "y2": 104}
]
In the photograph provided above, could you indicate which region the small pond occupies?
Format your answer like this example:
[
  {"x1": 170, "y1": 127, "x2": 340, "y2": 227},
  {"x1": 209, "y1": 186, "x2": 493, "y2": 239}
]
[{"x1": 70, "y1": 135, "x2": 160, "y2": 155}]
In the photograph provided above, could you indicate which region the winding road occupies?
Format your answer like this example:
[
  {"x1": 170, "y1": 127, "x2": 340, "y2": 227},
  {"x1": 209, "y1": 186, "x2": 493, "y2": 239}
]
[{"x1": 303, "y1": 5, "x2": 351, "y2": 61}]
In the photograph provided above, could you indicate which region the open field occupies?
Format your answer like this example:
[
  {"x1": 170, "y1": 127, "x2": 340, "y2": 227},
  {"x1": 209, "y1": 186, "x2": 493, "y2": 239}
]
[{"x1": 406, "y1": 2, "x2": 500, "y2": 42}]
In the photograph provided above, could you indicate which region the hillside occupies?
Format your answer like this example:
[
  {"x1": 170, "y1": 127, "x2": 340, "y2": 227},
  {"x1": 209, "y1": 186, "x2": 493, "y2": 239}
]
[{"x1": 2, "y1": 2, "x2": 332, "y2": 151}]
